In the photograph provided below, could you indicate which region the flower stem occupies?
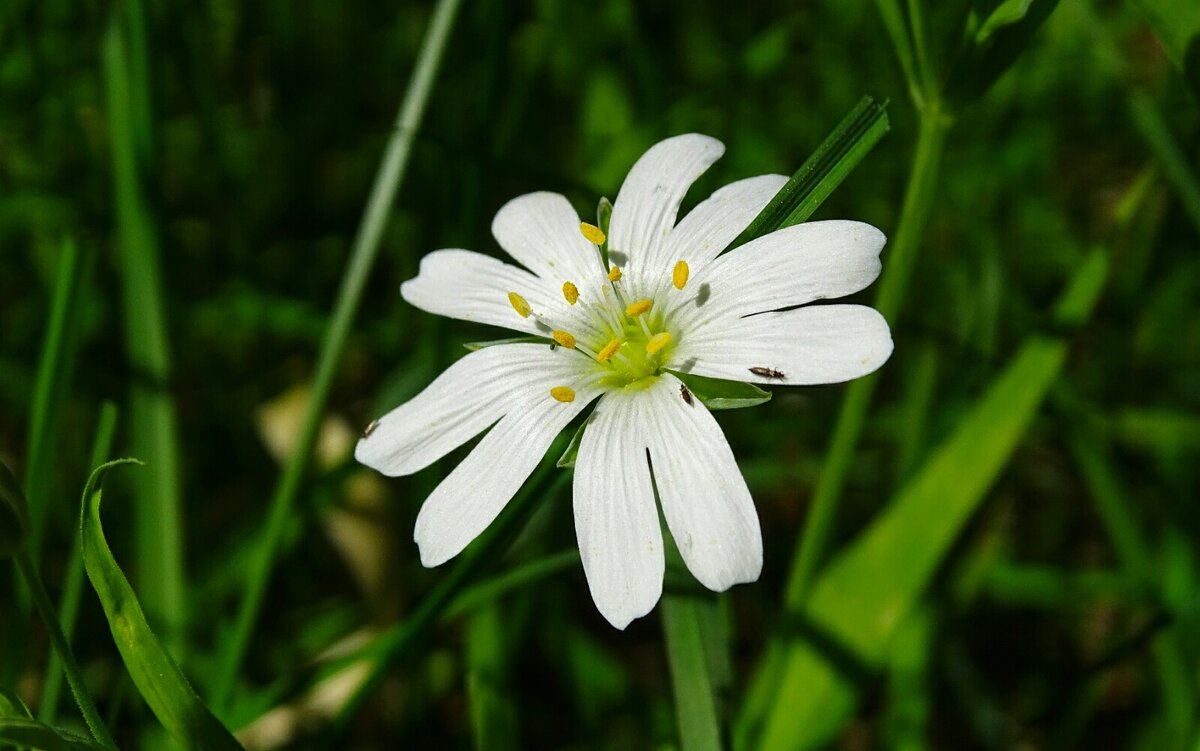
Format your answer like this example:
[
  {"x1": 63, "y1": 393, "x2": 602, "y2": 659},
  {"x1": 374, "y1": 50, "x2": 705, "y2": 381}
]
[
  {"x1": 784, "y1": 110, "x2": 949, "y2": 607},
  {"x1": 14, "y1": 549, "x2": 117, "y2": 750},
  {"x1": 662, "y1": 593, "x2": 725, "y2": 751},
  {"x1": 211, "y1": 0, "x2": 464, "y2": 712}
]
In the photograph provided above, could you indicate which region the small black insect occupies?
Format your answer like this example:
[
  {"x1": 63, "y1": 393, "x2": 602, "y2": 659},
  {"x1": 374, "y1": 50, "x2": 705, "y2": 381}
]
[
  {"x1": 362, "y1": 419, "x2": 380, "y2": 438},
  {"x1": 680, "y1": 384, "x2": 694, "y2": 407},
  {"x1": 749, "y1": 366, "x2": 786, "y2": 380}
]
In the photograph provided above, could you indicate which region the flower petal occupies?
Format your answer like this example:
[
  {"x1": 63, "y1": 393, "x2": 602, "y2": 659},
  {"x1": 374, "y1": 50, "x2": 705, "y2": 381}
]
[
  {"x1": 413, "y1": 371, "x2": 602, "y2": 567},
  {"x1": 491, "y1": 191, "x2": 605, "y2": 289},
  {"x1": 573, "y1": 390, "x2": 663, "y2": 629},
  {"x1": 642, "y1": 174, "x2": 787, "y2": 293},
  {"x1": 667, "y1": 220, "x2": 885, "y2": 330},
  {"x1": 609, "y1": 134, "x2": 724, "y2": 286},
  {"x1": 400, "y1": 249, "x2": 608, "y2": 344},
  {"x1": 355, "y1": 343, "x2": 584, "y2": 476},
  {"x1": 670, "y1": 305, "x2": 894, "y2": 385},
  {"x1": 644, "y1": 375, "x2": 761, "y2": 591}
]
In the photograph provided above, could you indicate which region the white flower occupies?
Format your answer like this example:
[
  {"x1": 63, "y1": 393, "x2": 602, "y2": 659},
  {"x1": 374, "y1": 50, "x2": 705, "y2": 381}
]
[{"x1": 356, "y1": 134, "x2": 892, "y2": 629}]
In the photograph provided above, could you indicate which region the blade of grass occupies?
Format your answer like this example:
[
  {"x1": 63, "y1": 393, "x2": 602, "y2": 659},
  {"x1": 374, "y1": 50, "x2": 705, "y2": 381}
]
[
  {"x1": 80, "y1": 460, "x2": 243, "y2": 751},
  {"x1": 754, "y1": 247, "x2": 1110, "y2": 750},
  {"x1": 3, "y1": 463, "x2": 115, "y2": 749},
  {"x1": 730, "y1": 96, "x2": 890, "y2": 248},
  {"x1": 25, "y1": 237, "x2": 85, "y2": 558},
  {"x1": 212, "y1": 0, "x2": 464, "y2": 711},
  {"x1": 1130, "y1": 0, "x2": 1200, "y2": 98},
  {"x1": 41, "y1": 402, "x2": 119, "y2": 725},
  {"x1": 103, "y1": 12, "x2": 187, "y2": 651}
]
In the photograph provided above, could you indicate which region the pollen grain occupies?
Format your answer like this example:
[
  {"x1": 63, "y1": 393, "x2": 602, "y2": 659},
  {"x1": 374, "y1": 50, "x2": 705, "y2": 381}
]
[
  {"x1": 562, "y1": 281, "x2": 579, "y2": 305},
  {"x1": 625, "y1": 298, "x2": 653, "y2": 317},
  {"x1": 551, "y1": 330, "x2": 577, "y2": 349},
  {"x1": 550, "y1": 386, "x2": 576, "y2": 403},
  {"x1": 645, "y1": 332, "x2": 672, "y2": 354},
  {"x1": 672, "y1": 260, "x2": 690, "y2": 290}
]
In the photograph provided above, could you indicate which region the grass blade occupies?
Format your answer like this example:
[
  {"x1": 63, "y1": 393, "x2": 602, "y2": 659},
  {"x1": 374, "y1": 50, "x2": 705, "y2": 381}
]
[
  {"x1": 103, "y1": 13, "x2": 187, "y2": 650},
  {"x1": 1131, "y1": 0, "x2": 1200, "y2": 97},
  {"x1": 212, "y1": 0, "x2": 464, "y2": 709},
  {"x1": 41, "y1": 402, "x2": 119, "y2": 725},
  {"x1": 753, "y1": 247, "x2": 1111, "y2": 750},
  {"x1": 24, "y1": 237, "x2": 84, "y2": 557},
  {"x1": 731, "y1": 96, "x2": 890, "y2": 248},
  {"x1": 663, "y1": 595, "x2": 723, "y2": 751},
  {"x1": 0, "y1": 718, "x2": 109, "y2": 751},
  {"x1": 80, "y1": 459, "x2": 243, "y2": 751}
]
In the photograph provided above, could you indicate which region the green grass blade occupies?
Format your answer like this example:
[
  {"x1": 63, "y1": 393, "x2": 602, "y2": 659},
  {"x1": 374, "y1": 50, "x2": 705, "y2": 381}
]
[
  {"x1": 754, "y1": 248, "x2": 1110, "y2": 751},
  {"x1": 212, "y1": 0, "x2": 464, "y2": 709},
  {"x1": 0, "y1": 718, "x2": 109, "y2": 751},
  {"x1": 466, "y1": 605, "x2": 519, "y2": 751},
  {"x1": 103, "y1": 13, "x2": 187, "y2": 651},
  {"x1": 730, "y1": 97, "x2": 890, "y2": 249},
  {"x1": 79, "y1": 459, "x2": 243, "y2": 751},
  {"x1": 41, "y1": 402, "x2": 119, "y2": 725},
  {"x1": 24, "y1": 237, "x2": 84, "y2": 557}
]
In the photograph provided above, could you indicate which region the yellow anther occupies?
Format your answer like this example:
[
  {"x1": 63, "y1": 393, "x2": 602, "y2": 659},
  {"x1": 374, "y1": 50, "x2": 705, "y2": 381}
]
[
  {"x1": 672, "y1": 260, "x2": 690, "y2": 290},
  {"x1": 625, "y1": 298, "x2": 653, "y2": 317},
  {"x1": 580, "y1": 222, "x2": 606, "y2": 246},
  {"x1": 550, "y1": 386, "x2": 576, "y2": 403},
  {"x1": 608, "y1": 265, "x2": 623, "y2": 282},
  {"x1": 551, "y1": 330, "x2": 576, "y2": 349},
  {"x1": 562, "y1": 281, "x2": 579, "y2": 305},
  {"x1": 597, "y1": 338, "x2": 621, "y2": 362},
  {"x1": 508, "y1": 291, "x2": 531, "y2": 318},
  {"x1": 646, "y1": 332, "x2": 672, "y2": 354}
]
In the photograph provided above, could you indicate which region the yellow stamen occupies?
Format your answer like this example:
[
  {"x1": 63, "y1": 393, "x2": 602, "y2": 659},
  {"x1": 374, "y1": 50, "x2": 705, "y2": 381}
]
[
  {"x1": 580, "y1": 222, "x2": 606, "y2": 246},
  {"x1": 551, "y1": 330, "x2": 576, "y2": 349},
  {"x1": 508, "y1": 291, "x2": 531, "y2": 318},
  {"x1": 646, "y1": 332, "x2": 672, "y2": 354},
  {"x1": 625, "y1": 298, "x2": 653, "y2": 317},
  {"x1": 562, "y1": 281, "x2": 579, "y2": 305},
  {"x1": 608, "y1": 265, "x2": 623, "y2": 282},
  {"x1": 550, "y1": 386, "x2": 576, "y2": 403},
  {"x1": 672, "y1": 260, "x2": 690, "y2": 290},
  {"x1": 597, "y1": 338, "x2": 621, "y2": 362}
]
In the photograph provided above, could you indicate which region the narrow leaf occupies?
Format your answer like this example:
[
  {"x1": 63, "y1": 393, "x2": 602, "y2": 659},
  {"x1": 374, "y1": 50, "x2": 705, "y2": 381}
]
[
  {"x1": 671, "y1": 371, "x2": 772, "y2": 411},
  {"x1": 1131, "y1": 0, "x2": 1200, "y2": 98},
  {"x1": 556, "y1": 420, "x2": 589, "y2": 469},
  {"x1": 730, "y1": 96, "x2": 890, "y2": 248},
  {"x1": 0, "y1": 718, "x2": 108, "y2": 751},
  {"x1": 79, "y1": 460, "x2": 244, "y2": 751},
  {"x1": 755, "y1": 248, "x2": 1110, "y2": 750},
  {"x1": 943, "y1": 0, "x2": 1061, "y2": 107}
]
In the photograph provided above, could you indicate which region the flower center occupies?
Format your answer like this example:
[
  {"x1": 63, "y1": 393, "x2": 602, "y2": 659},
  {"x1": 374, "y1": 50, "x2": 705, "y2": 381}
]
[{"x1": 503, "y1": 222, "x2": 693, "y2": 401}]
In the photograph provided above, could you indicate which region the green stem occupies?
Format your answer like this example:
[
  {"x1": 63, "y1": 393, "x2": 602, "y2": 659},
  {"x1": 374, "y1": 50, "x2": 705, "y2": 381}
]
[
  {"x1": 662, "y1": 594, "x2": 723, "y2": 751},
  {"x1": 40, "y1": 402, "x2": 119, "y2": 725},
  {"x1": 14, "y1": 550, "x2": 117, "y2": 750},
  {"x1": 211, "y1": 0, "x2": 463, "y2": 711},
  {"x1": 783, "y1": 111, "x2": 949, "y2": 606}
]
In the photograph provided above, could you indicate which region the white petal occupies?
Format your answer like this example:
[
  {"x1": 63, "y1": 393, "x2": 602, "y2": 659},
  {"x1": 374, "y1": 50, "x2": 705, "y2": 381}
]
[
  {"x1": 608, "y1": 134, "x2": 724, "y2": 286},
  {"x1": 642, "y1": 174, "x2": 787, "y2": 293},
  {"x1": 573, "y1": 390, "x2": 663, "y2": 629},
  {"x1": 491, "y1": 192, "x2": 605, "y2": 289},
  {"x1": 644, "y1": 375, "x2": 761, "y2": 591},
  {"x1": 400, "y1": 249, "x2": 609, "y2": 345},
  {"x1": 355, "y1": 343, "x2": 582, "y2": 476},
  {"x1": 670, "y1": 305, "x2": 894, "y2": 385},
  {"x1": 668, "y1": 220, "x2": 885, "y2": 330},
  {"x1": 413, "y1": 373, "x2": 601, "y2": 567},
  {"x1": 400, "y1": 249, "x2": 550, "y2": 336}
]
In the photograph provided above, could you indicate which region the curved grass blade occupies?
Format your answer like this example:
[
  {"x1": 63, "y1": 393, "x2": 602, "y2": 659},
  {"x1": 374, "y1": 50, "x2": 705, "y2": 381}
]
[
  {"x1": 0, "y1": 718, "x2": 109, "y2": 751},
  {"x1": 80, "y1": 460, "x2": 244, "y2": 751}
]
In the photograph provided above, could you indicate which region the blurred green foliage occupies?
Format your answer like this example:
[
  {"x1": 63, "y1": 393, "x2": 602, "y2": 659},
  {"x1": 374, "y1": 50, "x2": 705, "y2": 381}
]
[{"x1": 2, "y1": 0, "x2": 1199, "y2": 749}]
